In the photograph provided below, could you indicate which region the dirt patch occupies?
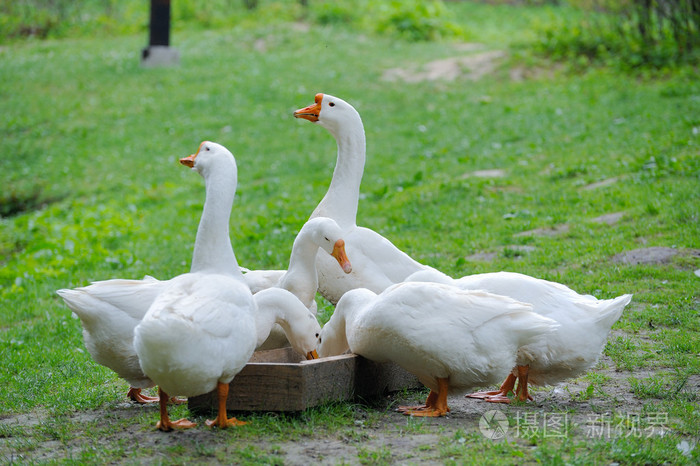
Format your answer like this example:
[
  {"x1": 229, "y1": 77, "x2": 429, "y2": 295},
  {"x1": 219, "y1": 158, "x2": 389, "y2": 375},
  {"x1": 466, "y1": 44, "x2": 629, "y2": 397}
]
[
  {"x1": 515, "y1": 224, "x2": 570, "y2": 238},
  {"x1": 3, "y1": 352, "x2": 692, "y2": 464},
  {"x1": 382, "y1": 50, "x2": 506, "y2": 83},
  {"x1": 464, "y1": 245, "x2": 536, "y2": 262},
  {"x1": 581, "y1": 177, "x2": 620, "y2": 190},
  {"x1": 613, "y1": 247, "x2": 700, "y2": 265},
  {"x1": 591, "y1": 211, "x2": 626, "y2": 225}
]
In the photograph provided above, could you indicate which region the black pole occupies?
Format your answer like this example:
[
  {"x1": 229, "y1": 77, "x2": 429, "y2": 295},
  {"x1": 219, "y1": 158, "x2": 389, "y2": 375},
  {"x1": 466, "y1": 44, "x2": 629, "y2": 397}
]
[{"x1": 149, "y1": 0, "x2": 171, "y2": 47}]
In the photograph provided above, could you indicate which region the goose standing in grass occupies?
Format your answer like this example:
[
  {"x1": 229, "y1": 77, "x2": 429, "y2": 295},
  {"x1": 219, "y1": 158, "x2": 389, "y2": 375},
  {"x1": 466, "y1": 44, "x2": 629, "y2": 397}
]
[
  {"x1": 294, "y1": 93, "x2": 437, "y2": 304},
  {"x1": 317, "y1": 281, "x2": 557, "y2": 417},
  {"x1": 57, "y1": 276, "x2": 172, "y2": 403},
  {"x1": 133, "y1": 141, "x2": 321, "y2": 431},
  {"x1": 57, "y1": 164, "x2": 349, "y2": 404},
  {"x1": 57, "y1": 141, "x2": 248, "y2": 404},
  {"x1": 405, "y1": 269, "x2": 632, "y2": 403}
]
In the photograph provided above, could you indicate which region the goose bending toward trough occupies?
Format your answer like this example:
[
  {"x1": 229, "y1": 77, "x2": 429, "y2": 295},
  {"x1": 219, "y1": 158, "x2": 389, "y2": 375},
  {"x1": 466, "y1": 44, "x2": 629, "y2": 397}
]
[
  {"x1": 406, "y1": 269, "x2": 632, "y2": 403},
  {"x1": 317, "y1": 281, "x2": 557, "y2": 416}
]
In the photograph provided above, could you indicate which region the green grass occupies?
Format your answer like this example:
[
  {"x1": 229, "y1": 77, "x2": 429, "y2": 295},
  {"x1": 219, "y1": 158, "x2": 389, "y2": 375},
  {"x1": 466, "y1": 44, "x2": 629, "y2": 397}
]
[{"x1": 1, "y1": 1, "x2": 699, "y2": 464}]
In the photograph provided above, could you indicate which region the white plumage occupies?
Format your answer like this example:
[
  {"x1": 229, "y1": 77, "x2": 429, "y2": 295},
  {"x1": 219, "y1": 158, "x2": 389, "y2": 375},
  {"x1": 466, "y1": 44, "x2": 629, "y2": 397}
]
[
  {"x1": 294, "y1": 93, "x2": 438, "y2": 304},
  {"x1": 318, "y1": 281, "x2": 557, "y2": 416},
  {"x1": 134, "y1": 141, "x2": 321, "y2": 430},
  {"x1": 135, "y1": 273, "x2": 256, "y2": 399},
  {"x1": 56, "y1": 276, "x2": 163, "y2": 402},
  {"x1": 56, "y1": 162, "x2": 343, "y2": 403},
  {"x1": 248, "y1": 216, "x2": 352, "y2": 350},
  {"x1": 241, "y1": 216, "x2": 352, "y2": 316},
  {"x1": 406, "y1": 269, "x2": 632, "y2": 402}
]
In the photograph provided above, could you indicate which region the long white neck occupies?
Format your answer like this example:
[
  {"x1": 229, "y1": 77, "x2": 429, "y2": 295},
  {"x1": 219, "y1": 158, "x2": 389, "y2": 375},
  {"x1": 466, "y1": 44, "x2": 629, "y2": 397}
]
[
  {"x1": 311, "y1": 120, "x2": 365, "y2": 229},
  {"x1": 277, "y1": 228, "x2": 319, "y2": 309},
  {"x1": 254, "y1": 289, "x2": 280, "y2": 347},
  {"x1": 253, "y1": 288, "x2": 311, "y2": 354},
  {"x1": 318, "y1": 310, "x2": 349, "y2": 357},
  {"x1": 190, "y1": 163, "x2": 241, "y2": 276},
  {"x1": 319, "y1": 288, "x2": 377, "y2": 357}
]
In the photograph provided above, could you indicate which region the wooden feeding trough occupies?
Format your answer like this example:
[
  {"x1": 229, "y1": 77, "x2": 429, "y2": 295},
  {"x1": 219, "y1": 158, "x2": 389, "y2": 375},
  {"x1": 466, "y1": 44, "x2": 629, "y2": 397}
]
[{"x1": 188, "y1": 347, "x2": 422, "y2": 413}]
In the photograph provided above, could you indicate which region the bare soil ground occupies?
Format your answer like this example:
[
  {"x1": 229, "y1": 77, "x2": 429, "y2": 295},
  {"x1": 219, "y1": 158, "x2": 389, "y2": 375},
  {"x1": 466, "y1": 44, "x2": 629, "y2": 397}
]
[{"x1": 3, "y1": 341, "x2": 697, "y2": 464}]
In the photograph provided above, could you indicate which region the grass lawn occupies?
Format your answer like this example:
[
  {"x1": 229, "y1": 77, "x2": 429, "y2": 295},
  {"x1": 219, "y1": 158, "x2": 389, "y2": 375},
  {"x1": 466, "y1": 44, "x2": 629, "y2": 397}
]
[{"x1": 1, "y1": 1, "x2": 698, "y2": 463}]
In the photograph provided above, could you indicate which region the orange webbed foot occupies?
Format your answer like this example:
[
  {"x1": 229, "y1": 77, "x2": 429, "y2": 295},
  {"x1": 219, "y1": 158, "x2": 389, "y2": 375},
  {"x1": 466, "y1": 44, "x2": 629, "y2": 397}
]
[
  {"x1": 127, "y1": 387, "x2": 160, "y2": 404},
  {"x1": 205, "y1": 417, "x2": 247, "y2": 428},
  {"x1": 466, "y1": 389, "x2": 509, "y2": 400},
  {"x1": 403, "y1": 407, "x2": 448, "y2": 417},
  {"x1": 156, "y1": 418, "x2": 197, "y2": 432},
  {"x1": 396, "y1": 404, "x2": 428, "y2": 413},
  {"x1": 466, "y1": 373, "x2": 517, "y2": 402},
  {"x1": 484, "y1": 394, "x2": 512, "y2": 404},
  {"x1": 400, "y1": 380, "x2": 450, "y2": 417}
]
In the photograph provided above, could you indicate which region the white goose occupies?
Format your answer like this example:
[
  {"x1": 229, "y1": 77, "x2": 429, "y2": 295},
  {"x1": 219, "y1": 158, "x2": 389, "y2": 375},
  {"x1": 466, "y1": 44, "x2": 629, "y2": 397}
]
[
  {"x1": 57, "y1": 275, "x2": 168, "y2": 403},
  {"x1": 133, "y1": 141, "x2": 321, "y2": 431},
  {"x1": 252, "y1": 216, "x2": 352, "y2": 350},
  {"x1": 58, "y1": 140, "x2": 247, "y2": 403},
  {"x1": 405, "y1": 269, "x2": 632, "y2": 403},
  {"x1": 317, "y1": 281, "x2": 557, "y2": 417},
  {"x1": 242, "y1": 217, "x2": 352, "y2": 315},
  {"x1": 294, "y1": 93, "x2": 437, "y2": 304},
  {"x1": 57, "y1": 197, "x2": 349, "y2": 404}
]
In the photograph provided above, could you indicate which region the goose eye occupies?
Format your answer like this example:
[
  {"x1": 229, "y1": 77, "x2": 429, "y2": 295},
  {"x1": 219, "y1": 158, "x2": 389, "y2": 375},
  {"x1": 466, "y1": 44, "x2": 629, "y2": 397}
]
[
  {"x1": 315, "y1": 333, "x2": 319, "y2": 338},
  {"x1": 328, "y1": 102, "x2": 335, "y2": 107},
  {"x1": 205, "y1": 146, "x2": 210, "y2": 151}
]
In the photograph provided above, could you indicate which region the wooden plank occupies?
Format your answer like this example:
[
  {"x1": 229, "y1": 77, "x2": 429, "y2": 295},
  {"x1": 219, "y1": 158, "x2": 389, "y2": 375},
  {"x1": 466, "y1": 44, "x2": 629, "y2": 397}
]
[
  {"x1": 188, "y1": 350, "x2": 422, "y2": 414},
  {"x1": 249, "y1": 347, "x2": 304, "y2": 363},
  {"x1": 354, "y1": 358, "x2": 422, "y2": 398}
]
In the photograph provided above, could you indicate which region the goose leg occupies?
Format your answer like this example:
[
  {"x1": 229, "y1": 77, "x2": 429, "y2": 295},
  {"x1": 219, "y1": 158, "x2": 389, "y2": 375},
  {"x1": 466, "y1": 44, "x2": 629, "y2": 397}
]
[
  {"x1": 155, "y1": 387, "x2": 197, "y2": 432},
  {"x1": 465, "y1": 372, "x2": 517, "y2": 403},
  {"x1": 514, "y1": 365, "x2": 533, "y2": 402},
  {"x1": 402, "y1": 378, "x2": 450, "y2": 417},
  {"x1": 127, "y1": 387, "x2": 159, "y2": 404},
  {"x1": 129, "y1": 387, "x2": 187, "y2": 405},
  {"x1": 205, "y1": 382, "x2": 247, "y2": 428}
]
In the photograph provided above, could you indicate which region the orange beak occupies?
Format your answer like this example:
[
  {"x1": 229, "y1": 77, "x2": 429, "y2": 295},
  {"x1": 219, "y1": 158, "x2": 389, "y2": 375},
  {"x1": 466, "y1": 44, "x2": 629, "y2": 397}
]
[
  {"x1": 331, "y1": 239, "x2": 352, "y2": 274},
  {"x1": 180, "y1": 142, "x2": 205, "y2": 167},
  {"x1": 179, "y1": 154, "x2": 196, "y2": 167},
  {"x1": 294, "y1": 93, "x2": 323, "y2": 122},
  {"x1": 306, "y1": 350, "x2": 319, "y2": 360}
]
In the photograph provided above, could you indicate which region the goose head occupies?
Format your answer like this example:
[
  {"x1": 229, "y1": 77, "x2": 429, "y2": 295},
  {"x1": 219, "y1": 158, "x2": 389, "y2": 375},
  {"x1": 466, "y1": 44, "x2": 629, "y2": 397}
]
[
  {"x1": 294, "y1": 93, "x2": 362, "y2": 136},
  {"x1": 284, "y1": 308, "x2": 322, "y2": 360},
  {"x1": 180, "y1": 141, "x2": 234, "y2": 178},
  {"x1": 253, "y1": 288, "x2": 321, "y2": 360},
  {"x1": 305, "y1": 217, "x2": 352, "y2": 274}
]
